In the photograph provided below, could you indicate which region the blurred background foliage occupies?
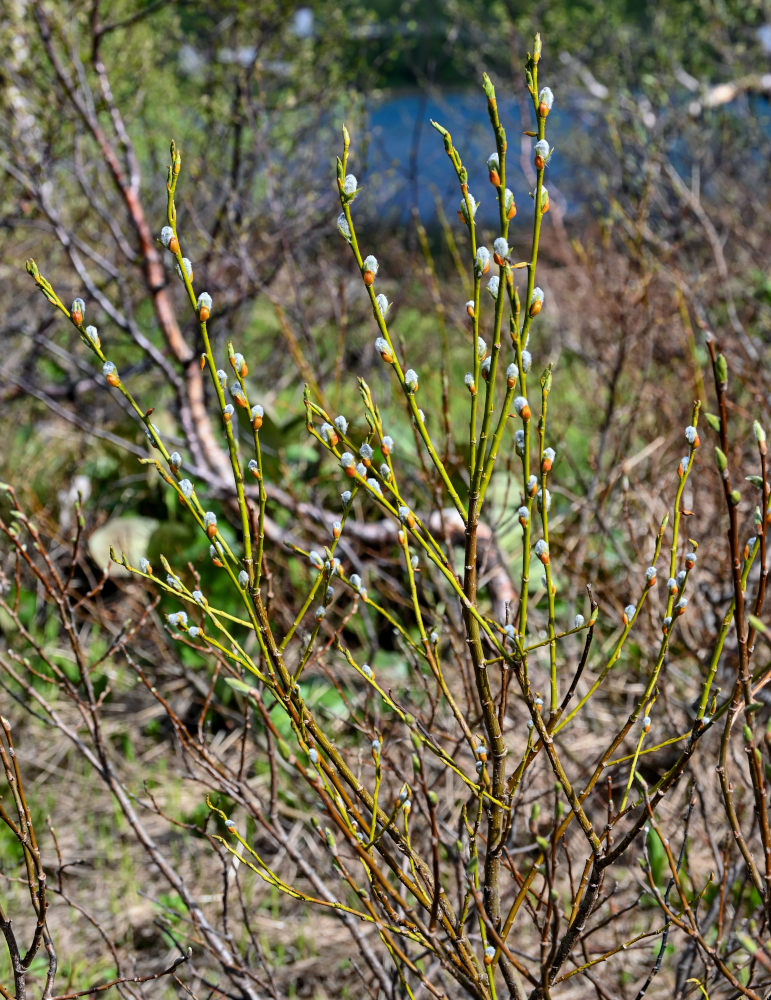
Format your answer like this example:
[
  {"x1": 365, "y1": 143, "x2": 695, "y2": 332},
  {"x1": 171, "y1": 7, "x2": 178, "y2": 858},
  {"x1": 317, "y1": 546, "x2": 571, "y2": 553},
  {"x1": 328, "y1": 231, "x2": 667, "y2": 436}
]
[{"x1": 0, "y1": 1, "x2": 770, "y2": 996}]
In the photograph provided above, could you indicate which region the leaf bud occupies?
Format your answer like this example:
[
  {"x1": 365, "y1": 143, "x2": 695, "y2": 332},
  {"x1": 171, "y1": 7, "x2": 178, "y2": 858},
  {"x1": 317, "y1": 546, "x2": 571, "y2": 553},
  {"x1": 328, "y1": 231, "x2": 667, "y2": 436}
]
[
  {"x1": 715, "y1": 353, "x2": 727, "y2": 387},
  {"x1": 197, "y1": 292, "x2": 212, "y2": 322},
  {"x1": 398, "y1": 506, "x2": 415, "y2": 529},
  {"x1": 337, "y1": 213, "x2": 352, "y2": 242},
  {"x1": 493, "y1": 237, "x2": 509, "y2": 265},
  {"x1": 529, "y1": 286, "x2": 544, "y2": 317},
  {"x1": 243, "y1": 405, "x2": 263, "y2": 434},
  {"x1": 362, "y1": 254, "x2": 379, "y2": 285},
  {"x1": 231, "y1": 385, "x2": 247, "y2": 408},
  {"x1": 103, "y1": 361, "x2": 120, "y2": 387},
  {"x1": 404, "y1": 369, "x2": 418, "y2": 394},
  {"x1": 513, "y1": 396, "x2": 531, "y2": 420},
  {"x1": 145, "y1": 423, "x2": 160, "y2": 449},
  {"x1": 534, "y1": 139, "x2": 550, "y2": 170},
  {"x1": 538, "y1": 86, "x2": 554, "y2": 117},
  {"x1": 70, "y1": 298, "x2": 85, "y2": 326},
  {"x1": 175, "y1": 257, "x2": 193, "y2": 281},
  {"x1": 160, "y1": 226, "x2": 179, "y2": 254},
  {"x1": 754, "y1": 421, "x2": 766, "y2": 454},
  {"x1": 704, "y1": 412, "x2": 720, "y2": 431},
  {"x1": 475, "y1": 246, "x2": 491, "y2": 275},
  {"x1": 487, "y1": 152, "x2": 501, "y2": 187},
  {"x1": 231, "y1": 351, "x2": 248, "y2": 378},
  {"x1": 375, "y1": 337, "x2": 394, "y2": 363},
  {"x1": 320, "y1": 422, "x2": 337, "y2": 446},
  {"x1": 458, "y1": 192, "x2": 478, "y2": 226}
]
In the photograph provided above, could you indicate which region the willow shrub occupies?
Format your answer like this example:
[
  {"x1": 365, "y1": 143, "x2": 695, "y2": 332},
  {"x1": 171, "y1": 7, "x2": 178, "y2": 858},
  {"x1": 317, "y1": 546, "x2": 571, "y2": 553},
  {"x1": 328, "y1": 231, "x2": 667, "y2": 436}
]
[{"x1": 14, "y1": 33, "x2": 771, "y2": 1000}]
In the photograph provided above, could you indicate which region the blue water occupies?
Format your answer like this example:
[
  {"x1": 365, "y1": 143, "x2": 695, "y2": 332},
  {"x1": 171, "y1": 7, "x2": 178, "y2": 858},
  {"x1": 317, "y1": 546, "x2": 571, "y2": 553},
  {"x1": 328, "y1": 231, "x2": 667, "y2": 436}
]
[
  {"x1": 349, "y1": 86, "x2": 769, "y2": 230},
  {"x1": 357, "y1": 88, "x2": 588, "y2": 228}
]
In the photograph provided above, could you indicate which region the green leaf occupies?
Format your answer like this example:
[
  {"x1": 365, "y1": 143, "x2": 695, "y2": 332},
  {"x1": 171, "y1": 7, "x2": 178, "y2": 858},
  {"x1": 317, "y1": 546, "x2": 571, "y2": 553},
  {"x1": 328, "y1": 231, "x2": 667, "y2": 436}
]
[
  {"x1": 646, "y1": 826, "x2": 667, "y2": 888},
  {"x1": 704, "y1": 412, "x2": 720, "y2": 432}
]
